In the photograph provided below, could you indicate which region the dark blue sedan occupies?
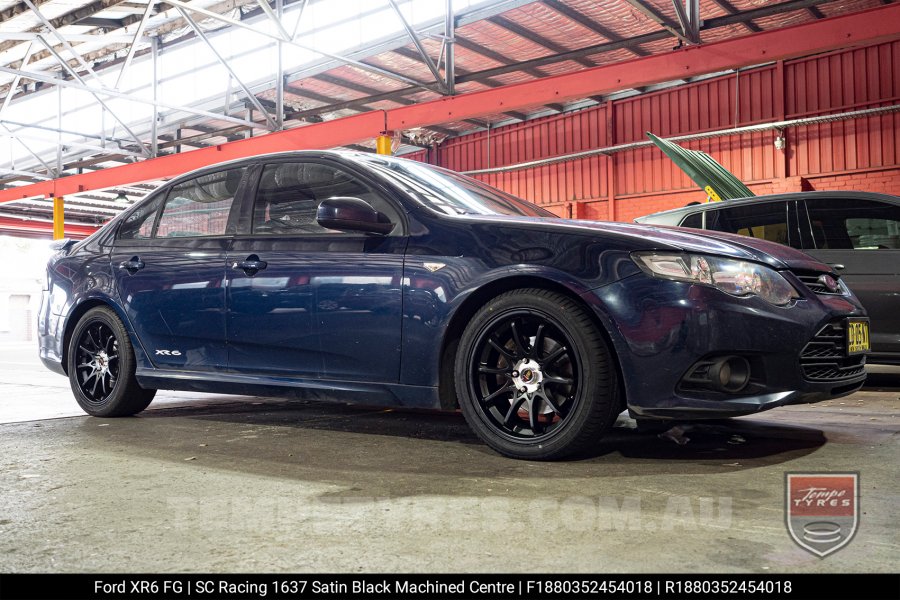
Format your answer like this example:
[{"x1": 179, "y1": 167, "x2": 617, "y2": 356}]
[{"x1": 38, "y1": 151, "x2": 868, "y2": 459}]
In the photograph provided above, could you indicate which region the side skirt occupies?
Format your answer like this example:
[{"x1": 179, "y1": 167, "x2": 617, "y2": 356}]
[{"x1": 135, "y1": 368, "x2": 442, "y2": 409}]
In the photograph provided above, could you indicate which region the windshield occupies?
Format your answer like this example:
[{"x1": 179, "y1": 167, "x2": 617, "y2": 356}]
[{"x1": 354, "y1": 154, "x2": 554, "y2": 218}]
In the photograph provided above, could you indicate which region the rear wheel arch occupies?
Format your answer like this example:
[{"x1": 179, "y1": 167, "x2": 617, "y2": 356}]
[
  {"x1": 62, "y1": 299, "x2": 138, "y2": 375},
  {"x1": 438, "y1": 275, "x2": 625, "y2": 412}
]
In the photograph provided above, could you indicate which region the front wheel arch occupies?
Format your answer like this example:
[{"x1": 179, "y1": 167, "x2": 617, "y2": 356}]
[
  {"x1": 439, "y1": 276, "x2": 625, "y2": 412},
  {"x1": 453, "y1": 287, "x2": 621, "y2": 459}
]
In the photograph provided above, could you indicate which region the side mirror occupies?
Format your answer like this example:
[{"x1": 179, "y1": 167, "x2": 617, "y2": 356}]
[{"x1": 317, "y1": 197, "x2": 394, "y2": 235}]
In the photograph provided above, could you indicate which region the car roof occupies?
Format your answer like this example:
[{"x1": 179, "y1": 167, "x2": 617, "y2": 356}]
[{"x1": 635, "y1": 190, "x2": 900, "y2": 222}]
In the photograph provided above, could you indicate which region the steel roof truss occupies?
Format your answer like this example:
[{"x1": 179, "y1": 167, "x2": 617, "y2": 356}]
[
  {"x1": 0, "y1": 123, "x2": 55, "y2": 175},
  {"x1": 36, "y1": 35, "x2": 151, "y2": 157},
  {"x1": 622, "y1": 0, "x2": 693, "y2": 44},
  {"x1": 22, "y1": 0, "x2": 115, "y2": 89},
  {"x1": 0, "y1": 65, "x2": 259, "y2": 130},
  {"x1": 0, "y1": 41, "x2": 36, "y2": 118},
  {"x1": 388, "y1": 0, "x2": 447, "y2": 93},
  {"x1": 114, "y1": 0, "x2": 157, "y2": 91},
  {"x1": 165, "y1": 0, "x2": 440, "y2": 94},
  {"x1": 176, "y1": 6, "x2": 278, "y2": 131}
]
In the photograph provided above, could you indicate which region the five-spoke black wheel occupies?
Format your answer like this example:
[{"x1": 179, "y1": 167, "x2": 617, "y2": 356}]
[
  {"x1": 455, "y1": 289, "x2": 618, "y2": 460},
  {"x1": 67, "y1": 307, "x2": 155, "y2": 417}
]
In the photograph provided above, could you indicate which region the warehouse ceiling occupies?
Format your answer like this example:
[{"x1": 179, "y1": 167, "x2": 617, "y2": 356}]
[{"x1": 0, "y1": 0, "x2": 890, "y2": 233}]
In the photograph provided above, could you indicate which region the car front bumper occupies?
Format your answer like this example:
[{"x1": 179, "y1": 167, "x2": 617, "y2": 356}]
[{"x1": 581, "y1": 274, "x2": 867, "y2": 420}]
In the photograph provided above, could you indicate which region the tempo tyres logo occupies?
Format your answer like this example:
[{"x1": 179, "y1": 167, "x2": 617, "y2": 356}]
[{"x1": 785, "y1": 472, "x2": 859, "y2": 558}]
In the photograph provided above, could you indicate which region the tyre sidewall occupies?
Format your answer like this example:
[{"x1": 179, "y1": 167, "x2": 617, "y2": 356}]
[{"x1": 67, "y1": 307, "x2": 135, "y2": 417}]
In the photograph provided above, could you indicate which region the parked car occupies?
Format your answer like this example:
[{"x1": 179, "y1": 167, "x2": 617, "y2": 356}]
[
  {"x1": 636, "y1": 191, "x2": 899, "y2": 365},
  {"x1": 39, "y1": 153, "x2": 869, "y2": 459}
]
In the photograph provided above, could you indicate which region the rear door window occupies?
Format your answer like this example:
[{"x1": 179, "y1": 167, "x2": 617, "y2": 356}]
[
  {"x1": 154, "y1": 168, "x2": 246, "y2": 238},
  {"x1": 803, "y1": 197, "x2": 900, "y2": 250}
]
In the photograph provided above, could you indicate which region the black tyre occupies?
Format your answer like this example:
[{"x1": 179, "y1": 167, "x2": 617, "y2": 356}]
[
  {"x1": 455, "y1": 288, "x2": 618, "y2": 460},
  {"x1": 67, "y1": 306, "x2": 155, "y2": 417}
]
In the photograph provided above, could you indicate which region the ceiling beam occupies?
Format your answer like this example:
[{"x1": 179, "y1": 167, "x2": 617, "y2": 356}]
[
  {"x1": 313, "y1": 73, "x2": 411, "y2": 99},
  {"x1": 283, "y1": 83, "x2": 348, "y2": 106},
  {"x1": 455, "y1": 31, "x2": 671, "y2": 83},
  {"x1": 288, "y1": 85, "x2": 418, "y2": 118},
  {"x1": 453, "y1": 37, "x2": 547, "y2": 79},
  {"x1": 807, "y1": 5, "x2": 826, "y2": 18},
  {"x1": 0, "y1": 0, "x2": 258, "y2": 99},
  {"x1": 709, "y1": 0, "x2": 761, "y2": 32},
  {"x1": 704, "y1": 0, "x2": 834, "y2": 27},
  {"x1": 0, "y1": 0, "x2": 53, "y2": 22},
  {"x1": 387, "y1": 0, "x2": 446, "y2": 92},
  {"x1": 487, "y1": 15, "x2": 595, "y2": 68},
  {"x1": 541, "y1": 0, "x2": 648, "y2": 57},
  {"x1": 391, "y1": 46, "x2": 531, "y2": 119},
  {"x1": 2, "y1": 4, "x2": 898, "y2": 203},
  {"x1": 0, "y1": 0, "x2": 130, "y2": 56},
  {"x1": 300, "y1": 72, "x2": 486, "y2": 129},
  {"x1": 75, "y1": 17, "x2": 126, "y2": 28},
  {"x1": 387, "y1": 5, "x2": 900, "y2": 127},
  {"x1": 622, "y1": 0, "x2": 693, "y2": 44}
]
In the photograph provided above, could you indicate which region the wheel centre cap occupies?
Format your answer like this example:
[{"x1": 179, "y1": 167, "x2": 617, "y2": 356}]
[
  {"x1": 95, "y1": 351, "x2": 109, "y2": 374},
  {"x1": 512, "y1": 358, "x2": 543, "y2": 394}
]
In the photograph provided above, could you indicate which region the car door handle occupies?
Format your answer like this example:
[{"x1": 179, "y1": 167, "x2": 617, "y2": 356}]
[
  {"x1": 232, "y1": 254, "x2": 267, "y2": 276},
  {"x1": 829, "y1": 263, "x2": 845, "y2": 271},
  {"x1": 118, "y1": 256, "x2": 145, "y2": 274}
]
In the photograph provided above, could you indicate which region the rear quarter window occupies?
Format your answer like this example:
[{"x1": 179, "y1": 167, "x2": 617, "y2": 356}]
[{"x1": 118, "y1": 194, "x2": 163, "y2": 240}]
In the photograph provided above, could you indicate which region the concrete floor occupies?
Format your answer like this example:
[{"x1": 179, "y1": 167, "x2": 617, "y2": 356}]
[{"x1": 0, "y1": 340, "x2": 897, "y2": 573}]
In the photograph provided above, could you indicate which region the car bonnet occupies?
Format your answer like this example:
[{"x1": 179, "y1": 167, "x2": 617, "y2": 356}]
[{"x1": 473, "y1": 215, "x2": 834, "y2": 273}]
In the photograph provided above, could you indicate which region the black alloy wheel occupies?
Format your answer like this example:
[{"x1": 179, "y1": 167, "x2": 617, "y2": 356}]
[
  {"x1": 67, "y1": 307, "x2": 156, "y2": 417},
  {"x1": 471, "y1": 310, "x2": 580, "y2": 441},
  {"x1": 73, "y1": 320, "x2": 119, "y2": 404},
  {"x1": 455, "y1": 288, "x2": 619, "y2": 460}
]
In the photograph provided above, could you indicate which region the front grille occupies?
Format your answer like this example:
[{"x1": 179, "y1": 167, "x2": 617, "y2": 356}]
[
  {"x1": 794, "y1": 272, "x2": 844, "y2": 296},
  {"x1": 799, "y1": 321, "x2": 866, "y2": 381}
]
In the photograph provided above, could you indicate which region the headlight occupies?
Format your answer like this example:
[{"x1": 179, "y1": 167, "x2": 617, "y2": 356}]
[{"x1": 632, "y1": 252, "x2": 799, "y2": 306}]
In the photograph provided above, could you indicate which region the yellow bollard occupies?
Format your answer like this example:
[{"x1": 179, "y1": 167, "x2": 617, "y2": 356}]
[
  {"x1": 52, "y1": 197, "x2": 64, "y2": 240},
  {"x1": 376, "y1": 133, "x2": 392, "y2": 156}
]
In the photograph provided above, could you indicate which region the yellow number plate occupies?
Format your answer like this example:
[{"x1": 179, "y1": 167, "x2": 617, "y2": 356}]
[{"x1": 846, "y1": 319, "x2": 870, "y2": 355}]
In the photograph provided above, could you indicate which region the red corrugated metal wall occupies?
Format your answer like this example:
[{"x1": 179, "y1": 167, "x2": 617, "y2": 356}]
[
  {"x1": 437, "y1": 107, "x2": 610, "y2": 208},
  {"x1": 406, "y1": 40, "x2": 900, "y2": 222}
]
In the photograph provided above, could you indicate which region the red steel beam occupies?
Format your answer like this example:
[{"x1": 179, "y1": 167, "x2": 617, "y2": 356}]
[
  {"x1": 0, "y1": 217, "x2": 98, "y2": 238},
  {"x1": 1, "y1": 4, "x2": 898, "y2": 205}
]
